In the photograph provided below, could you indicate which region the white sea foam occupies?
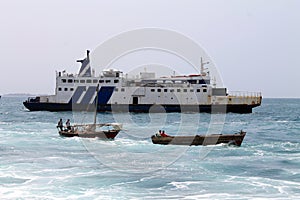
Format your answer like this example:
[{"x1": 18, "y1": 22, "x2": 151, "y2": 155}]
[{"x1": 168, "y1": 181, "x2": 202, "y2": 189}]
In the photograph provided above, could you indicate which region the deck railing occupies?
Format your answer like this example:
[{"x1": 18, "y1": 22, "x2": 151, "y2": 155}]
[{"x1": 228, "y1": 91, "x2": 262, "y2": 98}]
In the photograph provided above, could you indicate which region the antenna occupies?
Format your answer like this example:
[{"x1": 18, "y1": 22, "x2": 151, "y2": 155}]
[
  {"x1": 213, "y1": 77, "x2": 217, "y2": 88},
  {"x1": 93, "y1": 84, "x2": 100, "y2": 125},
  {"x1": 200, "y1": 57, "x2": 209, "y2": 75}
]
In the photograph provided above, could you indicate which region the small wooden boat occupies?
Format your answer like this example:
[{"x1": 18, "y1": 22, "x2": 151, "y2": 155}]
[
  {"x1": 58, "y1": 123, "x2": 122, "y2": 139},
  {"x1": 58, "y1": 84, "x2": 122, "y2": 139},
  {"x1": 151, "y1": 131, "x2": 246, "y2": 146}
]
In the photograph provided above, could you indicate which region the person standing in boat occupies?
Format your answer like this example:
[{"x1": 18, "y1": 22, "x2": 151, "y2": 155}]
[
  {"x1": 66, "y1": 119, "x2": 71, "y2": 130},
  {"x1": 57, "y1": 118, "x2": 63, "y2": 131}
]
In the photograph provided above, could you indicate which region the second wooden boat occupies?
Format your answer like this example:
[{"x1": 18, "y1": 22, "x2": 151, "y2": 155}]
[{"x1": 151, "y1": 131, "x2": 246, "y2": 146}]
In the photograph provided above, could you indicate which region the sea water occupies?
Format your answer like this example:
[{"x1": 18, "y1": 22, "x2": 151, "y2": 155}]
[{"x1": 0, "y1": 97, "x2": 299, "y2": 199}]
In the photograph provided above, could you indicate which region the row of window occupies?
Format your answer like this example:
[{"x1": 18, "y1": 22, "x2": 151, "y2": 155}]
[
  {"x1": 187, "y1": 80, "x2": 210, "y2": 84},
  {"x1": 61, "y1": 78, "x2": 209, "y2": 85},
  {"x1": 58, "y1": 87, "x2": 207, "y2": 93},
  {"x1": 142, "y1": 80, "x2": 209, "y2": 85},
  {"x1": 150, "y1": 88, "x2": 207, "y2": 93},
  {"x1": 61, "y1": 79, "x2": 119, "y2": 84},
  {"x1": 58, "y1": 87, "x2": 74, "y2": 92},
  {"x1": 113, "y1": 88, "x2": 207, "y2": 93}
]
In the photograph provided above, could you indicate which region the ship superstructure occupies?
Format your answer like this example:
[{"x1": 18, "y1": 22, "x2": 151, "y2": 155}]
[{"x1": 23, "y1": 51, "x2": 262, "y2": 113}]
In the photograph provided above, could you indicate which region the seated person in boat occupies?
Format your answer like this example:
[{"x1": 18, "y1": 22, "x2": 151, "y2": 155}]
[
  {"x1": 57, "y1": 118, "x2": 63, "y2": 131},
  {"x1": 161, "y1": 130, "x2": 169, "y2": 137},
  {"x1": 156, "y1": 130, "x2": 162, "y2": 137},
  {"x1": 156, "y1": 130, "x2": 169, "y2": 137}
]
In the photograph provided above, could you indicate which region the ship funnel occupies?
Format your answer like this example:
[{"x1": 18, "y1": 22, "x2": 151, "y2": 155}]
[{"x1": 77, "y1": 50, "x2": 92, "y2": 77}]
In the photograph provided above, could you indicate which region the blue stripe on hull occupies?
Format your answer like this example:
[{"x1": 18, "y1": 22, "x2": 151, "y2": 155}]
[
  {"x1": 80, "y1": 86, "x2": 97, "y2": 104},
  {"x1": 97, "y1": 86, "x2": 115, "y2": 104},
  {"x1": 68, "y1": 86, "x2": 115, "y2": 105},
  {"x1": 68, "y1": 86, "x2": 86, "y2": 104}
]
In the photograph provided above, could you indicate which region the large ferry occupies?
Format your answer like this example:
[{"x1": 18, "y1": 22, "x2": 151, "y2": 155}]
[{"x1": 23, "y1": 51, "x2": 262, "y2": 113}]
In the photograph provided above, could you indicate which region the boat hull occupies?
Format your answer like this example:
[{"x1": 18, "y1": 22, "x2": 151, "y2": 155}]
[
  {"x1": 23, "y1": 102, "x2": 258, "y2": 113},
  {"x1": 59, "y1": 129, "x2": 120, "y2": 139},
  {"x1": 151, "y1": 131, "x2": 246, "y2": 146}
]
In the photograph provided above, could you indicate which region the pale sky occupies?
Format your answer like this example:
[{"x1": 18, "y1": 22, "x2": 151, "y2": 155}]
[{"x1": 0, "y1": 0, "x2": 299, "y2": 98}]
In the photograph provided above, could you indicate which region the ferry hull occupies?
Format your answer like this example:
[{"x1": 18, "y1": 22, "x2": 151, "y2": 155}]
[
  {"x1": 23, "y1": 102, "x2": 73, "y2": 111},
  {"x1": 23, "y1": 102, "x2": 258, "y2": 113}
]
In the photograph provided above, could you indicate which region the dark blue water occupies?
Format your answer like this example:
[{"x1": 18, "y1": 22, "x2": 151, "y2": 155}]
[{"x1": 0, "y1": 97, "x2": 299, "y2": 199}]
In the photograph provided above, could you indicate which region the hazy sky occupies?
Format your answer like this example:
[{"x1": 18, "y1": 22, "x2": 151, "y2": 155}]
[{"x1": 0, "y1": 0, "x2": 299, "y2": 98}]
